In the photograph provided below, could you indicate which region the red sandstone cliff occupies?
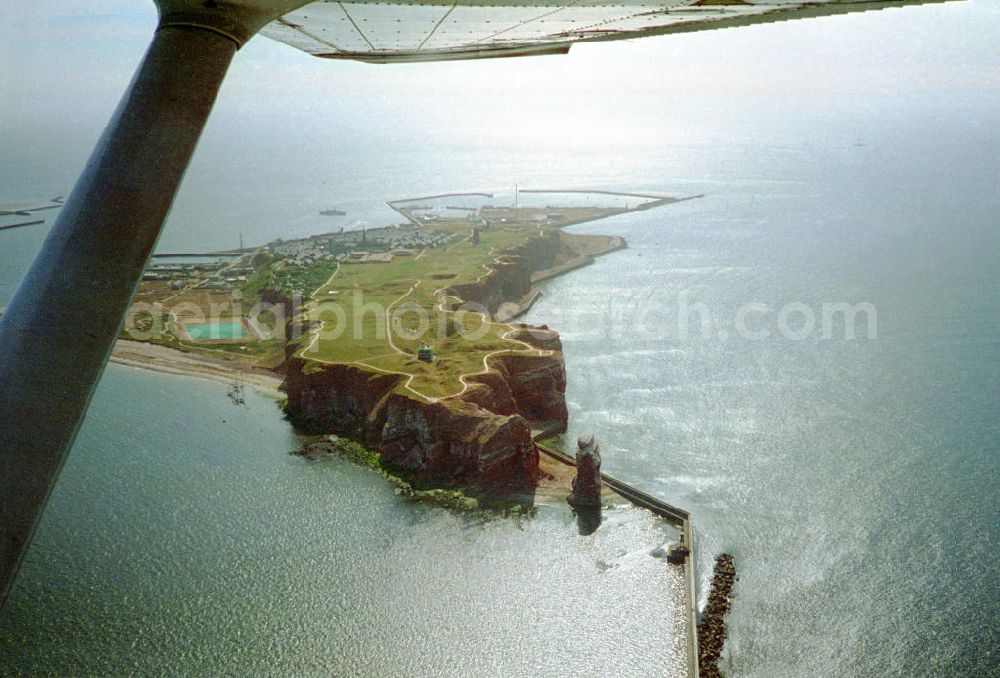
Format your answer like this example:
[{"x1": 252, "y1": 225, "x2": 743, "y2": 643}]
[
  {"x1": 447, "y1": 230, "x2": 561, "y2": 316},
  {"x1": 281, "y1": 232, "x2": 570, "y2": 492},
  {"x1": 460, "y1": 326, "x2": 568, "y2": 428},
  {"x1": 283, "y1": 351, "x2": 553, "y2": 491}
]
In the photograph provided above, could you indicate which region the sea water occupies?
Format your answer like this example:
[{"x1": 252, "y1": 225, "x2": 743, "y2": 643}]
[
  {"x1": 521, "y1": 131, "x2": 1000, "y2": 675},
  {"x1": 1, "y1": 80, "x2": 997, "y2": 678},
  {"x1": 0, "y1": 368, "x2": 686, "y2": 675}
]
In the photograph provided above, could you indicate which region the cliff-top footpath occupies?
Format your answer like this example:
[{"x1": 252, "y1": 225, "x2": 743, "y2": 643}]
[{"x1": 283, "y1": 229, "x2": 592, "y2": 492}]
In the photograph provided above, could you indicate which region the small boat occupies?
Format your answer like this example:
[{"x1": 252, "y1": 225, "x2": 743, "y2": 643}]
[
  {"x1": 227, "y1": 373, "x2": 246, "y2": 406},
  {"x1": 319, "y1": 208, "x2": 346, "y2": 216}
]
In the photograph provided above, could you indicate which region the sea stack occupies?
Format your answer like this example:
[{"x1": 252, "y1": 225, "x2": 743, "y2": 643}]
[{"x1": 569, "y1": 433, "x2": 602, "y2": 509}]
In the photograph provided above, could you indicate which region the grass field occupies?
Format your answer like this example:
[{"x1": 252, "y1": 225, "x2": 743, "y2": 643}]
[
  {"x1": 130, "y1": 201, "x2": 632, "y2": 397},
  {"x1": 299, "y1": 217, "x2": 565, "y2": 400}
]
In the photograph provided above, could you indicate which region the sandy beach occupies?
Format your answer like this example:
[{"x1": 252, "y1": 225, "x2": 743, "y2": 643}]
[{"x1": 110, "y1": 340, "x2": 283, "y2": 394}]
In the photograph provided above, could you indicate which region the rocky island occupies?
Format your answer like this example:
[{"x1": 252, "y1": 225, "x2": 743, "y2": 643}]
[{"x1": 124, "y1": 190, "x2": 696, "y2": 500}]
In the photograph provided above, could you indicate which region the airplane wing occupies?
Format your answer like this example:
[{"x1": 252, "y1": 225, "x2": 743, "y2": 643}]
[{"x1": 260, "y1": 0, "x2": 953, "y2": 63}]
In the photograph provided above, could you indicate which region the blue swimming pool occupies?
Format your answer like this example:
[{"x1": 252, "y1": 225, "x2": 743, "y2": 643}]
[{"x1": 183, "y1": 321, "x2": 247, "y2": 341}]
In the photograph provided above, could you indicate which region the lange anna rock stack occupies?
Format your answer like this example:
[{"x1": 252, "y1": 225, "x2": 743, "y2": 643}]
[{"x1": 569, "y1": 434, "x2": 602, "y2": 509}]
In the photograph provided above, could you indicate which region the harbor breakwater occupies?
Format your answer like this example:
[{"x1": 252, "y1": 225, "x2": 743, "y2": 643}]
[{"x1": 698, "y1": 553, "x2": 737, "y2": 677}]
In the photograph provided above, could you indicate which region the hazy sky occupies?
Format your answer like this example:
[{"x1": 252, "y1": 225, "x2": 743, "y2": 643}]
[{"x1": 2, "y1": 0, "x2": 998, "y2": 187}]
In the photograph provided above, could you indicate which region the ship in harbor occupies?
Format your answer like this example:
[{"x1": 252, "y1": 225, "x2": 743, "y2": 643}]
[{"x1": 319, "y1": 208, "x2": 346, "y2": 216}]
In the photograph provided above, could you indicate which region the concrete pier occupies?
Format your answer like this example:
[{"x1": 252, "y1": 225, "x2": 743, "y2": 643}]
[{"x1": 535, "y1": 440, "x2": 699, "y2": 678}]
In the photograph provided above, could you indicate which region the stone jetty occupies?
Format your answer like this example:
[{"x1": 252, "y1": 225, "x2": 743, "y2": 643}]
[{"x1": 697, "y1": 553, "x2": 737, "y2": 678}]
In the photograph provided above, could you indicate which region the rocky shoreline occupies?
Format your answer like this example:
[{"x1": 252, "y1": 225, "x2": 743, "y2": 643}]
[
  {"x1": 697, "y1": 553, "x2": 738, "y2": 677},
  {"x1": 290, "y1": 435, "x2": 537, "y2": 514}
]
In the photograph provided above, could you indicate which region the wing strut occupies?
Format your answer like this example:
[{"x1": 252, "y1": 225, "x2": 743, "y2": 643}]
[{"x1": 0, "y1": 23, "x2": 238, "y2": 606}]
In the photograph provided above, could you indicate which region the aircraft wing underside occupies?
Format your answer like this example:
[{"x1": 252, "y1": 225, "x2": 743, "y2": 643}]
[{"x1": 260, "y1": 0, "x2": 952, "y2": 63}]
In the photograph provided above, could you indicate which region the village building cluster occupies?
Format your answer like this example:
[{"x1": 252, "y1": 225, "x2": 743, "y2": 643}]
[
  {"x1": 142, "y1": 260, "x2": 255, "y2": 291},
  {"x1": 140, "y1": 223, "x2": 460, "y2": 297},
  {"x1": 267, "y1": 224, "x2": 453, "y2": 267}
]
